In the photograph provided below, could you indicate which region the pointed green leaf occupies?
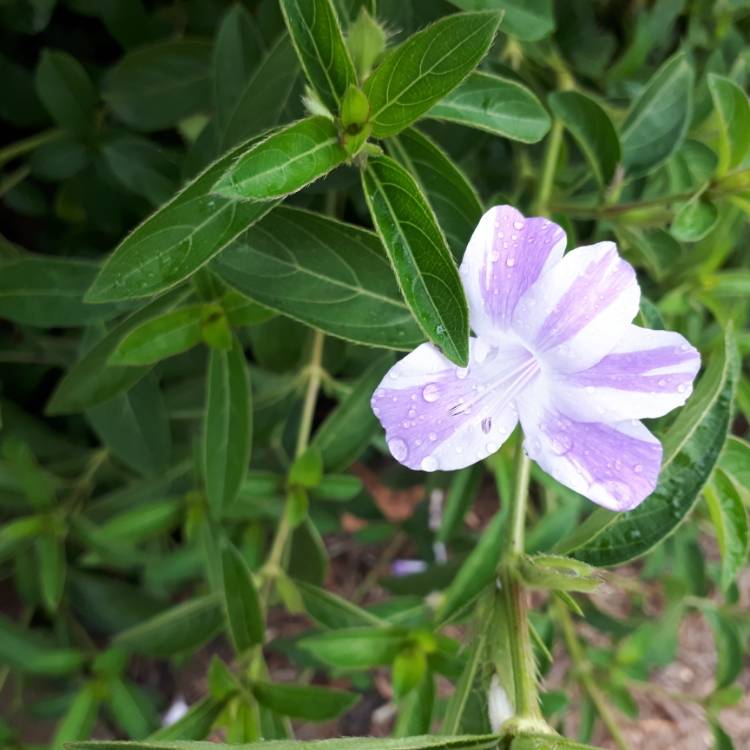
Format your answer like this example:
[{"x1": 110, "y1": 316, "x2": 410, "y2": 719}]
[
  {"x1": 149, "y1": 697, "x2": 228, "y2": 741},
  {"x1": 449, "y1": 0, "x2": 554, "y2": 41},
  {"x1": 363, "y1": 12, "x2": 502, "y2": 137},
  {"x1": 671, "y1": 198, "x2": 719, "y2": 242},
  {"x1": 213, "y1": 206, "x2": 424, "y2": 350},
  {"x1": 221, "y1": 543, "x2": 264, "y2": 652},
  {"x1": 0, "y1": 614, "x2": 84, "y2": 675},
  {"x1": 295, "y1": 580, "x2": 386, "y2": 629},
  {"x1": 213, "y1": 116, "x2": 347, "y2": 200},
  {"x1": 708, "y1": 73, "x2": 750, "y2": 173},
  {"x1": 203, "y1": 340, "x2": 252, "y2": 514},
  {"x1": 549, "y1": 90, "x2": 621, "y2": 188},
  {"x1": 252, "y1": 681, "x2": 358, "y2": 720},
  {"x1": 388, "y1": 127, "x2": 483, "y2": 259},
  {"x1": 280, "y1": 0, "x2": 357, "y2": 112},
  {"x1": 299, "y1": 627, "x2": 408, "y2": 668},
  {"x1": 428, "y1": 72, "x2": 550, "y2": 143},
  {"x1": 362, "y1": 154, "x2": 469, "y2": 365},
  {"x1": 52, "y1": 685, "x2": 99, "y2": 750},
  {"x1": 621, "y1": 53, "x2": 694, "y2": 176}
]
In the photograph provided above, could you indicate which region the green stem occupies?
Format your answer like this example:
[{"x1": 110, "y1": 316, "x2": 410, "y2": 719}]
[
  {"x1": 0, "y1": 129, "x2": 63, "y2": 168},
  {"x1": 508, "y1": 448, "x2": 531, "y2": 556},
  {"x1": 535, "y1": 118, "x2": 563, "y2": 215},
  {"x1": 554, "y1": 599, "x2": 632, "y2": 750}
]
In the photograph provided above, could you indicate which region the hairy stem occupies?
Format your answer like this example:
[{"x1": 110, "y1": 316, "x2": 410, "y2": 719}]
[{"x1": 554, "y1": 598, "x2": 633, "y2": 750}]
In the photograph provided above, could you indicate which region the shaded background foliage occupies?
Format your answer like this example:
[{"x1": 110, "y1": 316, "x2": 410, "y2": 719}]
[{"x1": 0, "y1": 1, "x2": 749, "y2": 749}]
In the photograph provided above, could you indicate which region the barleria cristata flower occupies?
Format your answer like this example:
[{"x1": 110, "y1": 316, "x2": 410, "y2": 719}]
[{"x1": 371, "y1": 206, "x2": 701, "y2": 511}]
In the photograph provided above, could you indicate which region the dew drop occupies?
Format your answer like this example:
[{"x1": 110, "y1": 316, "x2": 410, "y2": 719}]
[
  {"x1": 402, "y1": 420, "x2": 411, "y2": 428},
  {"x1": 422, "y1": 383, "x2": 440, "y2": 402},
  {"x1": 428, "y1": 432, "x2": 437, "y2": 441},
  {"x1": 485, "y1": 441, "x2": 500, "y2": 454},
  {"x1": 506, "y1": 257, "x2": 516, "y2": 267},
  {"x1": 481, "y1": 417, "x2": 492, "y2": 434},
  {"x1": 456, "y1": 366, "x2": 469, "y2": 380},
  {"x1": 421, "y1": 455, "x2": 438, "y2": 471},
  {"x1": 550, "y1": 434, "x2": 573, "y2": 455},
  {"x1": 390, "y1": 370, "x2": 399, "y2": 380},
  {"x1": 626, "y1": 528, "x2": 642, "y2": 541},
  {"x1": 603, "y1": 479, "x2": 633, "y2": 505},
  {"x1": 677, "y1": 383, "x2": 686, "y2": 393},
  {"x1": 436, "y1": 324, "x2": 446, "y2": 335},
  {"x1": 474, "y1": 340, "x2": 490, "y2": 364},
  {"x1": 680, "y1": 344, "x2": 689, "y2": 352},
  {"x1": 375, "y1": 389, "x2": 385, "y2": 399},
  {"x1": 388, "y1": 438, "x2": 408, "y2": 461},
  {"x1": 657, "y1": 378, "x2": 666, "y2": 387},
  {"x1": 490, "y1": 250, "x2": 501, "y2": 262},
  {"x1": 634, "y1": 464, "x2": 643, "y2": 474},
  {"x1": 407, "y1": 408, "x2": 416, "y2": 418}
]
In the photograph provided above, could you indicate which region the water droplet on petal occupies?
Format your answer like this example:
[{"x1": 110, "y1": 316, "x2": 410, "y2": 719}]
[
  {"x1": 421, "y1": 456, "x2": 438, "y2": 471},
  {"x1": 513, "y1": 220, "x2": 524, "y2": 230},
  {"x1": 456, "y1": 366, "x2": 469, "y2": 380},
  {"x1": 658, "y1": 378, "x2": 666, "y2": 387},
  {"x1": 603, "y1": 480, "x2": 633, "y2": 506},
  {"x1": 680, "y1": 344, "x2": 689, "y2": 352},
  {"x1": 481, "y1": 417, "x2": 492, "y2": 434},
  {"x1": 677, "y1": 383, "x2": 686, "y2": 393},
  {"x1": 550, "y1": 434, "x2": 573, "y2": 455},
  {"x1": 422, "y1": 383, "x2": 440, "y2": 402},
  {"x1": 485, "y1": 441, "x2": 500, "y2": 454},
  {"x1": 428, "y1": 432, "x2": 437, "y2": 441},
  {"x1": 634, "y1": 464, "x2": 643, "y2": 474},
  {"x1": 474, "y1": 340, "x2": 490, "y2": 364},
  {"x1": 407, "y1": 408, "x2": 416, "y2": 418},
  {"x1": 506, "y1": 257, "x2": 516, "y2": 268},
  {"x1": 388, "y1": 438, "x2": 408, "y2": 461}
]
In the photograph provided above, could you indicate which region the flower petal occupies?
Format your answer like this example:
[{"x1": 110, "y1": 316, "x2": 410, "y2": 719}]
[
  {"x1": 459, "y1": 206, "x2": 566, "y2": 342},
  {"x1": 518, "y1": 384, "x2": 662, "y2": 511},
  {"x1": 371, "y1": 339, "x2": 535, "y2": 471},
  {"x1": 550, "y1": 325, "x2": 701, "y2": 422},
  {"x1": 513, "y1": 241, "x2": 640, "y2": 373}
]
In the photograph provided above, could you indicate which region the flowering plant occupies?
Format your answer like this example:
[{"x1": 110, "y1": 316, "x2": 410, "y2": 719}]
[{"x1": 0, "y1": 2, "x2": 747, "y2": 750}]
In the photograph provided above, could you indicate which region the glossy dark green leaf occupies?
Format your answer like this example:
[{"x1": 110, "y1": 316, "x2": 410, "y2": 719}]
[
  {"x1": 149, "y1": 697, "x2": 228, "y2": 741},
  {"x1": 47, "y1": 289, "x2": 188, "y2": 415},
  {"x1": 0, "y1": 256, "x2": 127, "y2": 327},
  {"x1": 708, "y1": 73, "x2": 750, "y2": 173},
  {"x1": 362, "y1": 154, "x2": 469, "y2": 365},
  {"x1": 213, "y1": 207, "x2": 424, "y2": 350},
  {"x1": 104, "y1": 41, "x2": 212, "y2": 131},
  {"x1": 704, "y1": 469, "x2": 748, "y2": 591},
  {"x1": 86, "y1": 373, "x2": 172, "y2": 477},
  {"x1": 252, "y1": 681, "x2": 358, "y2": 720},
  {"x1": 621, "y1": 53, "x2": 694, "y2": 176},
  {"x1": 35, "y1": 49, "x2": 96, "y2": 134},
  {"x1": 388, "y1": 127, "x2": 483, "y2": 259},
  {"x1": 566, "y1": 326, "x2": 738, "y2": 566},
  {"x1": 0, "y1": 614, "x2": 84, "y2": 675},
  {"x1": 280, "y1": 0, "x2": 357, "y2": 112},
  {"x1": 428, "y1": 72, "x2": 550, "y2": 143},
  {"x1": 221, "y1": 543, "x2": 264, "y2": 652},
  {"x1": 666, "y1": 140, "x2": 718, "y2": 193},
  {"x1": 114, "y1": 594, "x2": 224, "y2": 657},
  {"x1": 221, "y1": 34, "x2": 302, "y2": 149},
  {"x1": 213, "y1": 5, "x2": 264, "y2": 133},
  {"x1": 213, "y1": 116, "x2": 347, "y2": 200},
  {"x1": 311, "y1": 354, "x2": 393, "y2": 471},
  {"x1": 363, "y1": 12, "x2": 501, "y2": 137},
  {"x1": 203, "y1": 341, "x2": 252, "y2": 514},
  {"x1": 549, "y1": 90, "x2": 621, "y2": 188},
  {"x1": 449, "y1": 0, "x2": 554, "y2": 41},
  {"x1": 298, "y1": 627, "x2": 407, "y2": 668},
  {"x1": 670, "y1": 198, "x2": 719, "y2": 242}
]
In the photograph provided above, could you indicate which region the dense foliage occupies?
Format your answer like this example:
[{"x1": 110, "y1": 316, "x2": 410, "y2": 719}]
[{"x1": 0, "y1": 1, "x2": 749, "y2": 749}]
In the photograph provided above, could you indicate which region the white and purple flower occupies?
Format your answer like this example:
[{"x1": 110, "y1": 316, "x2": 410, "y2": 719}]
[{"x1": 370, "y1": 206, "x2": 701, "y2": 512}]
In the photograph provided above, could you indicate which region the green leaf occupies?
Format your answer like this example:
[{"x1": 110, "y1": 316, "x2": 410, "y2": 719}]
[
  {"x1": 666, "y1": 140, "x2": 718, "y2": 193},
  {"x1": 438, "y1": 465, "x2": 483, "y2": 544},
  {"x1": 35, "y1": 49, "x2": 96, "y2": 134},
  {"x1": 0, "y1": 256, "x2": 127, "y2": 327},
  {"x1": 109, "y1": 305, "x2": 205, "y2": 366},
  {"x1": 86, "y1": 374, "x2": 172, "y2": 477},
  {"x1": 388, "y1": 127, "x2": 483, "y2": 259},
  {"x1": 363, "y1": 11, "x2": 501, "y2": 137},
  {"x1": 36, "y1": 532, "x2": 66, "y2": 612},
  {"x1": 203, "y1": 341, "x2": 252, "y2": 514},
  {"x1": 289, "y1": 446, "x2": 324, "y2": 488},
  {"x1": 213, "y1": 116, "x2": 347, "y2": 200},
  {"x1": 449, "y1": 0, "x2": 554, "y2": 41},
  {"x1": 295, "y1": 580, "x2": 385, "y2": 629},
  {"x1": 221, "y1": 543, "x2": 264, "y2": 652},
  {"x1": 0, "y1": 613, "x2": 84, "y2": 675},
  {"x1": 704, "y1": 470, "x2": 748, "y2": 591},
  {"x1": 549, "y1": 90, "x2": 621, "y2": 188},
  {"x1": 346, "y1": 7, "x2": 387, "y2": 80},
  {"x1": 47, "y1": 289, "x2": 188, "y2": 415},
  {"x1": 362, "y1": 154, "x2": 469, "y2": 366},
  {"x1": 104, "y1": 41, "x2": 212, "y2": 132},
  {"x1": 564, "y1": 326, "x2": 738, "y2": 566},
  {"x1": 221, "y1": 34, "x2": 302, "y2": 149},
  {"x1": 52, "y1": 685, "x2": 99, "y2": 750},
  {"x1": 252, "y1": 681, "x2": 358, "y2": 720},
  {"x1": 510, "y1": 734, "x2": 601, "y2": 750},
  {"x1": 719, "y1": 436, "x2": 750, "y2": 492},
  {"x1": 436, "y1": 511, "x2": 503, "y2": 623},
  {"x1": 313, "y1": 473, "x2": 363, "y2": 501},
  {"x1": 393, "y1": 646, "x2": 427, "y2": 698},
  {"x1": 114, "y1": 594, "x2": 224, "y2": 657},
  {"x1": 71, "y1": 732, "x2": 503, "y2": 750},
  {"x1": 311, "y1": 354, "x2": 393, "y2": 471},
  {"x1": 280, "y1": 0, "x2": 357, "y2": 112},
  {"x1": 298, "y1": 627, "x2": 408, "y2": 668},
  {"x1": 86, "y1": 137, "x2": 276, "y2": 303},
  {"x1": 705, "y1": 610, "x2": 743, "y2": 690},
  {"x1": 708, "y1": 73, "x2": 750, "y2": 174},
  {"x1": 0, "y1": 516, "x2": 46, "y2": 565},
  {"x1": 108, "y1": 679, "x2": 158, "y2": 739},
  {"x1": 394, "y1": 669, "x2": 435, "y2": 737},
  {"x1": 428, "y1": 71, "x2": 550, "y2": 143},
  {"x1": 670, "y1": 198, "x2": 719, "y2": 242},
  {"x1": 149, "y1": 697, "x2": 228, "y2": 741},
  {"x1": 213, "y1": 206, "x2": 424, "y2": 350},
  {"x1": 621, "y1": 52, "x2": 694, "y2": 176},
  {"x1": 213, "y1": 5, "x2": 264, "y2": 133}
]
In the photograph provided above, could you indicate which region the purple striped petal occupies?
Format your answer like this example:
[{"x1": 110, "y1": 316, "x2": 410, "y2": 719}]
[
  {"x1": 518, "y1": 383, "x2": 662, "y2": 511},
  {"x1": 551, "y1": 325, "x2": 701, "y2": 422},
  {"x1": 513, "y1": 242, "x2": 640, "y2": 373},
  {"x1": 459, "y1": 206, "x2": 566, "y2": 343},
  {"x1": 371, "y1": 339, "x2": 537, "y2": 471}
]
